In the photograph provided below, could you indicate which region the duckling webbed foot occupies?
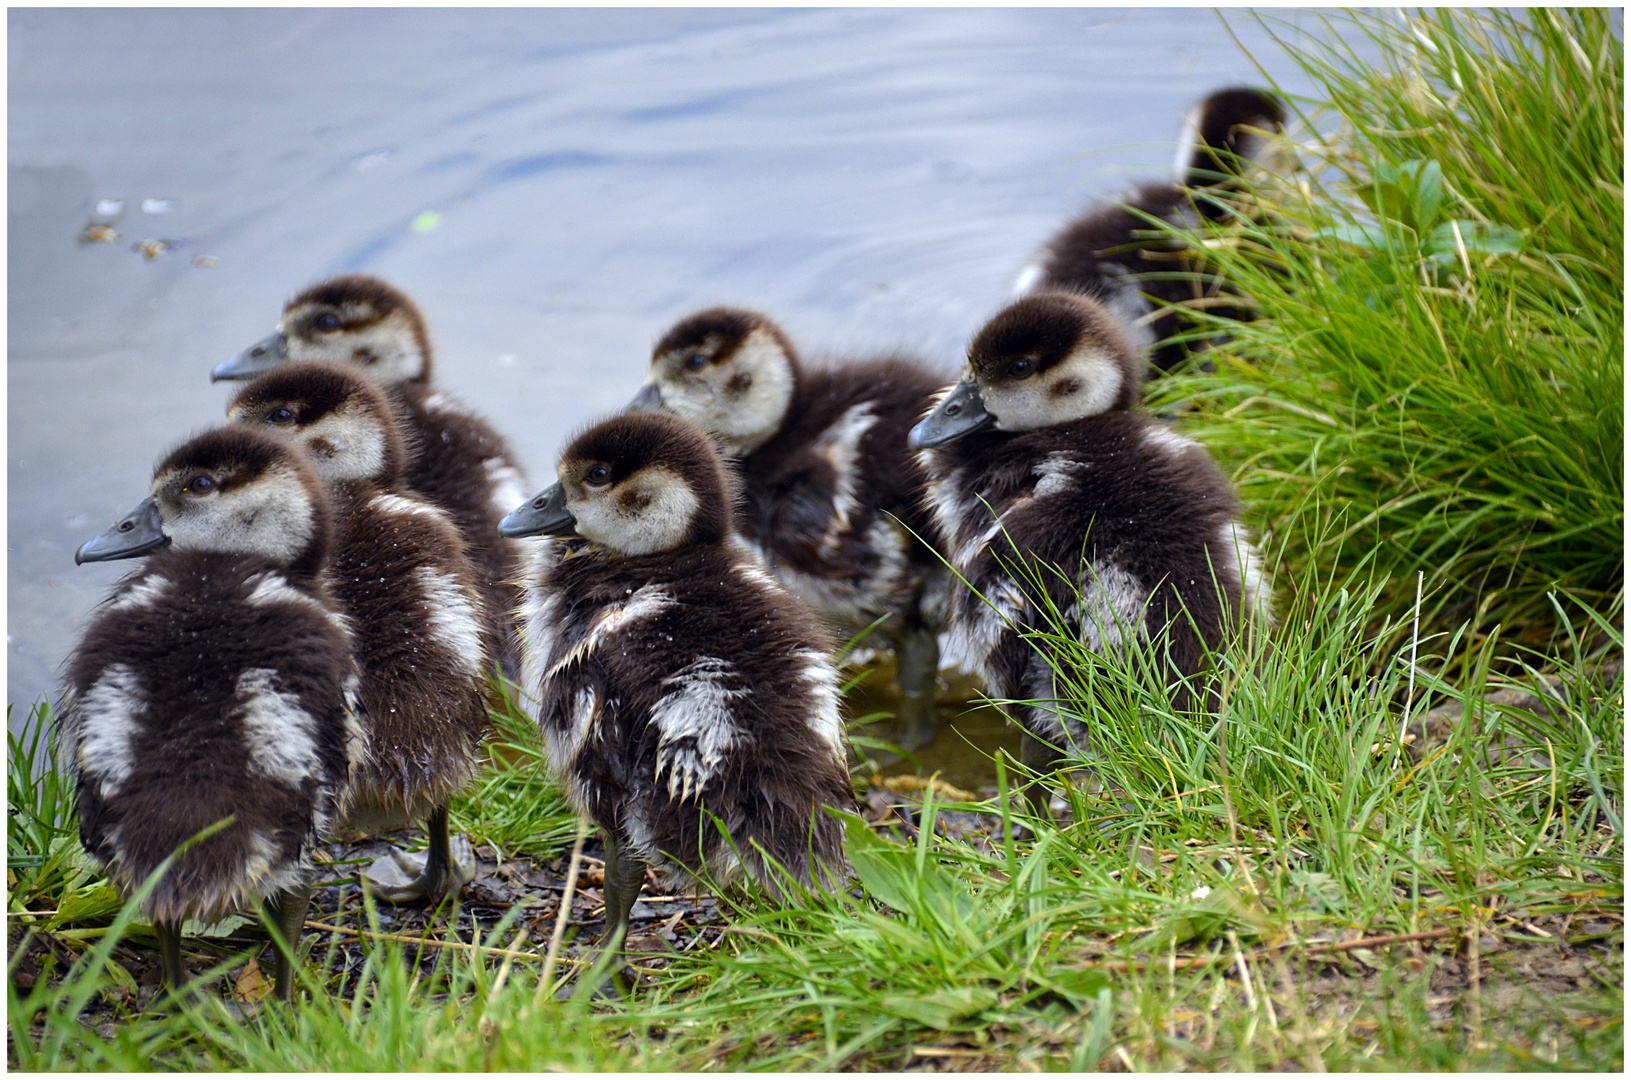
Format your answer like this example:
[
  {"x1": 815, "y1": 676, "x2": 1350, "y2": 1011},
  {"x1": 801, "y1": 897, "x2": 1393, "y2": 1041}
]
[{"x1": 361, "y1": 806, "x2": 475, "y2": 904}]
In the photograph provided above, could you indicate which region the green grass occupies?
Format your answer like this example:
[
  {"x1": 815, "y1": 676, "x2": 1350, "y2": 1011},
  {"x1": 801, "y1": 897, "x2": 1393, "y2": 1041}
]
[
  {"x1": 8, "y1": 8, "x2": 1623, "y2": 1071},
  {"x1": 1146, "y1": 7, "x2": 1622, "y2": 656}
]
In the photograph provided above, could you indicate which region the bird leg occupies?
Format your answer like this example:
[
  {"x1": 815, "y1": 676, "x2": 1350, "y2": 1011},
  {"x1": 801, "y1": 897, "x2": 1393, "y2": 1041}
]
[
  {"x1": 597, "y1": 831, "x2": 645, "y2": 993},
  {"x1": 1019, "y1": 730, "x2": 1065, "y2": 828},
  {"x1": 156, "y1": 920, "x2": 186, "y2": 995},
  {"x1": 894, "y1": 621, "x2": 941, "y2": 751},
  {"x1": 363, "y1": 804, "x2": 474, "y2": 904},
  {"x1": 264, "y1": 881, "x2": 313, "y2": 1002}
]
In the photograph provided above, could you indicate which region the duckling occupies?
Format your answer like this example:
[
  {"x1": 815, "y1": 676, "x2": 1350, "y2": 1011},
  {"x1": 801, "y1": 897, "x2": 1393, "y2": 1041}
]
[
  {"x1": 908, "y1": 291, "x2": 1272, "y2": 802},
  {"x1": 65, "y1": 427, "x2": 359, "y2": 1000},
  {"x1": 212, "y1": 275, "x2": 528, "y2": 675},
  {"x1": 500, "y1": 411, "x2": 854, "y2": 962},
  {"x1": 227, "y1": 362, "x2": 489, "y2": 903},
  {"x1": 1013, "y1": 87, "x2": 1285, "y2": 370},
  {"x1": 628, "y1": 307, "x2": 949, "y2": 748}
]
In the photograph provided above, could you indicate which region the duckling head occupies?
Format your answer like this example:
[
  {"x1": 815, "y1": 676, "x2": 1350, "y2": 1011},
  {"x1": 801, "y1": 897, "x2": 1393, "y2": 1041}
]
[
  {"x1": 226, "y1": 362, "x2": 407, "y2": 485},
  {"x1": 909, "y1": 291, "x2": 1142, "y2": 449},
  {"x1": 500, "y1": 412, "x2": 733, "y2": 557},
  {"x1": 76, "y1": 427, "x2": 330, "y2": 573},
  {"x1": 628, "y1": 307, "x2": 797, "y2": 456},
  {"x1": 1176, "y1": 86, "x2": 1286, "y2": 191},
  {"x1": 212, "y1": 275, "x2": 432, "y2": 385}
]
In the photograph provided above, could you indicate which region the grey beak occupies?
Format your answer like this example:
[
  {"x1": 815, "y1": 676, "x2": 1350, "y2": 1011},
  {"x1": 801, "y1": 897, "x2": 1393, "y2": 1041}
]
[
  {"x1": 498, "y1": 482, "x2": 577, "y2": 538},
  {"x1": 625, "y1": 382, "x2": 663, "y2": 413},
  {"x1": 211, "y1": 329, "x2": 289, "y2": 382},
  {"x1": 907, "y1": 382, "x2": 997, "y2": 449},
  {"x1": 76, "y1": 499, "x2": 170, "y2": 564}
]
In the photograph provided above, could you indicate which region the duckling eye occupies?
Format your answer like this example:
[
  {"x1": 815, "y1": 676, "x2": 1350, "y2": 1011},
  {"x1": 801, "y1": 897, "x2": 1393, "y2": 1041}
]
[
  {"x1": 183, "y1": 475, "x2": 216, "y2": 494},
  {"x1": 266, "y1": 407, "x2": 296, "y2": 425},
  {"x1": 1005, "y1": 360, "x2": 1034, "y2": 379},
  {"x1": 314, "y1": 313, "x2": 341, "y2": 332},
  {"x1": 584, "y1": 465, "x2": 612, "y2": 487},
  {"x1": 683, "y1": 353, "x2": 709, "y2": 371}
]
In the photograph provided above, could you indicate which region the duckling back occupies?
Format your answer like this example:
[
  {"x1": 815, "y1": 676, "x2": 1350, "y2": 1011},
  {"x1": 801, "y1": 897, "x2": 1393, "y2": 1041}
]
[
  {"x1": 60, "y1": 428, "x2": 357, "y2": 926},
  {"x1": 228, "y1": 363, "x2": 493, "y2": 830},
  {"x1": 509, "y1": 411, "x2": 854, "y2": 893}
]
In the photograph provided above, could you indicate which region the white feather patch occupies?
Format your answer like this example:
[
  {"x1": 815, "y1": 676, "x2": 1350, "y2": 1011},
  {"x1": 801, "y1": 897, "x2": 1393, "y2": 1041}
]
[
  {"x1": 812, "y1": 402, "x2": 879, "y2": 547},
  {"x1": 545, "y1": 583, "x2": 674, "y2": 681},
  {"x1": 1073, "y1": 560, "x2": 1150, "y2": 655},
  {"x1": 1217, "y1": 520, "x2": 1274, "y2": 626},
  {"x1": 414, "y1": 566, "x2": 487, "y2": 677},
  {"x1": 369, "y1": 492, "x2": 446, "y2": 521},
  {"x1": 1011, "y1": 261, "x2": 1047, "y2": 297},
  {"x1": 233, "y1": 668, "x2": 322, "y2": 788},
  {"x1": 650, "y1": 657, "x2": 745, "y2": 803},
  {"x1": 1143, "y1": 424, "x2": 1201, "y2": 458},
  {"x1": 107, "y1": 575, "x2": 170, "y2": 612},
  {"x1": 1032, "y1": 452, "x2": 1087, "y2": 500},
  {"x1": 795, "y1": 649, "x2": 845, "y2": 758},
  {"x1": 74, "y1": 664, "x2": 145, "y2": 798},
  {"x1": 483, "y1": 457, "x2": 529, "y2": 519}
]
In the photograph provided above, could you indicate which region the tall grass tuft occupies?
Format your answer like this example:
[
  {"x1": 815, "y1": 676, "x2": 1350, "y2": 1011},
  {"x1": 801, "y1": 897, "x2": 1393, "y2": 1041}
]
[{"x1": 1148, "y1": 7, "x2": 1623, "y2": 652}]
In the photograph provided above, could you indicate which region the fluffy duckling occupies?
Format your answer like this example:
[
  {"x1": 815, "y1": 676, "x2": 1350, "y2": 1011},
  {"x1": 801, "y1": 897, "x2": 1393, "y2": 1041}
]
[
  {"x1": 629, "y1": 307, "x2": 949, "y2": 748},
  {"x1": 501, "y1": 411, "x2": 854, "y2": 958},
  {"x1": 65, "y1": 427, "x2": 359, "y2": 1000},
  {"x1": 1013, "y1": 87, "x2": 1285, "y2": 370},
  {"x1": 212, "y1": 275, "x2": 528, "y2": 674},
  {"x1": 228, "y1": 363, "x2": 490, "y2": 903},
  {"x1": 908, "y1": 291, "x2": 1272, "y2": 793}
]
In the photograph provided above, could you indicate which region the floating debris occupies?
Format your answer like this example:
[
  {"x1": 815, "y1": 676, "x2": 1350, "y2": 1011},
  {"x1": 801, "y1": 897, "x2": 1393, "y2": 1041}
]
[
  {"x1": 354, "y1": 151, "x2": 392, "y2": 172},
  {"x1": 132, "y1": 238, "x2": 174, "y2": 260},
  {"x1": 95, "y1": 199, "x2": 124, "y2": 217},
  {"x1": 410, "y1": 210, "x2": 442, "y2": 234},
  {"x1": 79, "y1": 223, "x2": 118, "y2": 244},
  {"x1": 140, "y1": 198, "x2": 172, "y2": 214},
  {"x1": 192, "y1": 254, "x2": 220, "y2": 269}
]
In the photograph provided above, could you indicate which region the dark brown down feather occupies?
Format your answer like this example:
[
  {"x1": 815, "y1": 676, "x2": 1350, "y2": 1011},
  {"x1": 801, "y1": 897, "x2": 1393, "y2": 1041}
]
[{"x1": 60, "y1": 431, "x2": 356, "y2": 926}]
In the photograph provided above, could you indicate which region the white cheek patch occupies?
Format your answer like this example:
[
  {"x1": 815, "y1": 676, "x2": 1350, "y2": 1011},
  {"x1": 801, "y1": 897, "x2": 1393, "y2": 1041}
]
[
  {"x1": 297, "y1": 410, "x2": 386, "y2": 482},
  {"x1": 164, "y1": 468, "x2": 315, "y2": 564},
  {"x1": 985, "y1": 344, "x2": 1124, "y2": 431},
  {"x1": 571, "y1": 467, "x2": 701, "y2": 557},
  {"x1": 413, "y1": 566, "x2": 487, "y2": 678},
  {"x1": 650, "y1": 657, "x2": 746, "y2": 803},
  {"x1": 72, "y1": 664, "x2": 145, "y2": 798},
  {"x1": 656, "y1": 329, "x2": 794, "y2": 455},
  {"x1": 286, "y1": 309, "x2": 426, "y2": 383},
  {"x1": 232, "y1": 668, "x2": 322, "y2": 787}
]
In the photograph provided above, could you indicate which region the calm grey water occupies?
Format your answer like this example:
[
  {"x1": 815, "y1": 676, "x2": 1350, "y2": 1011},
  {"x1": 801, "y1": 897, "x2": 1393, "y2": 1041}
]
[{"x1": 8, "y1": 8, "x2": 1331, "y2": 731}]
